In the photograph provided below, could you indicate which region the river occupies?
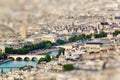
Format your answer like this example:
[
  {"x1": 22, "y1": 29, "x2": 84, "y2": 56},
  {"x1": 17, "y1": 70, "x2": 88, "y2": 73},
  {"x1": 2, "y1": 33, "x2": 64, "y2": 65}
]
[{"x1": 0, "y1": 51, "x2": 58, "y2": 73}]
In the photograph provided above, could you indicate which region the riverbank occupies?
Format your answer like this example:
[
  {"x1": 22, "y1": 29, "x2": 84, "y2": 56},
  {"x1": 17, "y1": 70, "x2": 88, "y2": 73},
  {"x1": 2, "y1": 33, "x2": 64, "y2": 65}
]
[
  {"x1": 0, "y1": 59, "x2": 13, "y2": 64},
  {"x1": 30, "y1": 48, "x2": 59, "y2": 55}
]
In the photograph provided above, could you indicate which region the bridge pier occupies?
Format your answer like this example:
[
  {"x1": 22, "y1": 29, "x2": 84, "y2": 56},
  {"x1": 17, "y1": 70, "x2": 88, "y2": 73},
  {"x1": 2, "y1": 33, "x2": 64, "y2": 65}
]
[
  {"x1": 1, "y1": 68, "x2": 3, "y2": 73},
  {"x1": 10, "y1": 68, "x2": 12, "y2": 72},
  {"x1": 0, "y1": 68, "x2": 13, "y2": 73},
  {"x1": 0, "y1": 67, "x2": 21, "y2": 73}
]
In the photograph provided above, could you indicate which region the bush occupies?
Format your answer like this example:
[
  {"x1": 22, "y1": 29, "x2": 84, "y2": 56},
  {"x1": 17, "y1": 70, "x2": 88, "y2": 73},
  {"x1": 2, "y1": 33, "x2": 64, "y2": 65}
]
[{"x1": 63, "y1": 64, "x2": 74, "y2": 71}]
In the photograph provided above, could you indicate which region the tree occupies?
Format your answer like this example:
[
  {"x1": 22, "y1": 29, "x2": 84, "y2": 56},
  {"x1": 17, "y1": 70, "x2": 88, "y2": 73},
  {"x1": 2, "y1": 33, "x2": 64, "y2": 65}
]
[
  {"x1": 100, "y1": 31, "x2": 107, "y2": 38},
  {"x1": 68, "y1": 36, "x2": 76, "y2": 42},
  {"x1": 45, "y1": 43, "x2": 52, "y2": 49},
  {"x1": 45, "y1": 55, "x2": 51, "y2": 62},
  {"x1": 68, "y1": 34, "x2": 92, "y2": 42},
  {"x1": 56, "y1": 39, "x2": 66, "y2": 45},
  {"x1": 86, "y1": 34, "x2": 92, "y2": 40},
  {"x1": 37, "y1": 55, "x2": 51, "y2": 64},
  {"x1": 56, "y1": 48, "x2": 65, "y2": 58},
  {"x1": 38, "y1": 57, "x2": 46, "y2": 64},
  {"x1": 63, "y1": 64, "x2": 74, "y2": 71},
  {"x1": 5, "y1": 47, "x2": 14, "y2": 54},
  {"x1": 2, "y1": 53, "x2": 8, "y2": 59},
  {"x1": 94, "y1": 34, "x2": 99, "y2": 38},
  {"x1": 94, "y1": 31, "x2": 107, "y2": 38},
  {"x1": 113, "y1": 30, "x2": 120, "y2": 36},
  {"x1": 75, "y1": 35, "x2": 83, "y2": 40},
  {"x1": 5, "y1": 41, "x2": 53, "y2": 55},
  {"x1": 0, "y1": 56, "x2": 3, "y2": 60}
]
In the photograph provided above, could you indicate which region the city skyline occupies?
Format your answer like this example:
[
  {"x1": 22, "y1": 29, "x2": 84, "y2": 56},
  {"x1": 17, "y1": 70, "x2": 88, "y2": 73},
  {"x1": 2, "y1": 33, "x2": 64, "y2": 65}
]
[{"x1": 0, "y1": 0, "x2": 120, "y2": 80}]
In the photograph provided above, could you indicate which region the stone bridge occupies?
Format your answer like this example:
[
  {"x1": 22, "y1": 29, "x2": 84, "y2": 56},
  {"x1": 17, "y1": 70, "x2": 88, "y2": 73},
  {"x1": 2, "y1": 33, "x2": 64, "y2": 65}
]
[{"x1": 8, "y1": 55, "x2": 45, "y2": 61}]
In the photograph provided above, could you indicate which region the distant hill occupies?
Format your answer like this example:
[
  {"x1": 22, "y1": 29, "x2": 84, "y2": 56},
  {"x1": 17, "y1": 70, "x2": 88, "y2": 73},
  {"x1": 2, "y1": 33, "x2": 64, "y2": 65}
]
[{"x1": 0, "y1": 0, "x2": 119, "y2": 15}]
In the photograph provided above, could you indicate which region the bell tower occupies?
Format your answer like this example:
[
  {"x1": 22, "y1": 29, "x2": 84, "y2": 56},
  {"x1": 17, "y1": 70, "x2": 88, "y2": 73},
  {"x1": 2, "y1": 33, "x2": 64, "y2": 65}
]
[{"x1": 20, "y1": 23, "x2": 26, "y2": 39}]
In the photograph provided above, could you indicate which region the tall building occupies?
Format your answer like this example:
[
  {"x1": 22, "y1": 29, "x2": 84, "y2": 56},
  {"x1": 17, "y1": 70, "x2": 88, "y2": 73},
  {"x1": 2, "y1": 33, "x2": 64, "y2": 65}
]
[{"x1": 20, "y1": 23, "x2": 26, "y2": 39}]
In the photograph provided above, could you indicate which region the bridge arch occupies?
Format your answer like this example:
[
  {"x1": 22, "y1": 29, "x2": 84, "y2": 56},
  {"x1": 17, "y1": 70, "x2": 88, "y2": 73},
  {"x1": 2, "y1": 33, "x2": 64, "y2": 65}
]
[
  {"x1": 8, "y1": 57, "x2": 15, "y2": 60},
  {"x1": 31, "y1": 57, "x2": 38, "y2": 61},
  {"x1": 24, "y1": 57, "x2": 30, "y2": 61},
  {"x1": 8, "y1": 55, "x2": 45, "y2": 61},
  {"x1": 16, "y1": 57, "x2": 22, "y2": 61}
]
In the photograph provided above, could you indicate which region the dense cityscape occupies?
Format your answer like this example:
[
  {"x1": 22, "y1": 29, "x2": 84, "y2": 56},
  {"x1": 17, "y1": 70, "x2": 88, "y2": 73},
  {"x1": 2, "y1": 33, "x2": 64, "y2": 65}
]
[{"x1": 0, "y1": 0, "x2": 120, "y2": 80}]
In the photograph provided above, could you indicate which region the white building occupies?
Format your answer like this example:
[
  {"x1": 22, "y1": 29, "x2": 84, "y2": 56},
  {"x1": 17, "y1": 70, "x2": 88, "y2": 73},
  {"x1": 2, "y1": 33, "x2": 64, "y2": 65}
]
[
  {"x1": 0, "y1": 44, "x2": 5, "y2": 53},
  {"x1": 40, "y1": 33, "x2": 58, "y2": 42}
]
